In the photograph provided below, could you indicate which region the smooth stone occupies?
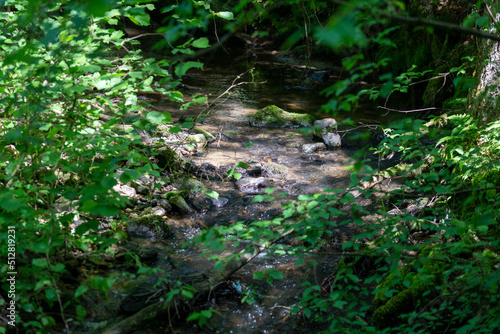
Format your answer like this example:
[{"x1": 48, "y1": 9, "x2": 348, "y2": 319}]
[
  {"x1": 186, "y1": 133, "x2": 207, "y2": 149},
  {"x1": 322, "y1": 132, "x2": 341, "y2": 148},
  {"x1": 314, "y1": 118, "x2": 337, "y2": 131},
  {"x1": 211, "y1": 197, "x2": 229, "y2": 208},
  {"x1": 236, "y1": 177, "x2": 266, "y2": 193},
  {"x1": 261, "y1": 162, "x2": 289, "y2": 178},
  {"x1": 113, "y1": 184, "x2": 137, "y2": 198},
  {"x1": 302, "y1": 142, "x2": 327, "y2": 154},
  {"x1": 157, "y1": 199, "x2": 173, "y2": 212}
]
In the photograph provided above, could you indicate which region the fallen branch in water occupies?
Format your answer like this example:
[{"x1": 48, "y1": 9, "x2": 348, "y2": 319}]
[{"x1": 102, "y1": 228, "x2": 294, "y2": 334}]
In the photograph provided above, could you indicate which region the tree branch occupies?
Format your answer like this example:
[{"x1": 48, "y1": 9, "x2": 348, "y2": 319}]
[
  {"x1": 332, "y1": 0, "x2": 500, "y2": 42},
  {"x1": 386, "y1": 13, "x2": 500, "y2": 42}
]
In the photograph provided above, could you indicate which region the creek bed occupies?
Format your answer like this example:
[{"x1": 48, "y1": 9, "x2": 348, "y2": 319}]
[{"x1": 82, "y1": 47, "x2": 404, "y2": 333}]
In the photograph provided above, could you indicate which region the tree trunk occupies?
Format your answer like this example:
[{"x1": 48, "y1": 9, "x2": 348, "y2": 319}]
[{"x1": 469, "y1": 5, "x2": 500, "y2": 125}]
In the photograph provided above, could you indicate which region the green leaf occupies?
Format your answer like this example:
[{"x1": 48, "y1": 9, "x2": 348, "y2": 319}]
[
  {"x1": 204, "y1": 190, "x2": 219, "y2": 200},
  {"x1": 32, "y1": 258, "x2": 48, "y2": 268},
  {"x1": 45, "y1": 289, "x2": 57, "y2": 301},
  {"x1": 91, "y1": 205, "x2": 119, "y2": 216},
  {"x1": 175, "y1": 61, "x2": 203, "y2": 77},
  {"x1": 192, "y1": 95, "x2": 207, "y2": 104},
  {"x1": 253, "y1": 272, "x2": 266, "y2": 280},
  {"x1": 347, "y1": 274, "x2": 360, "y2": 283},
  {"x1": 181, "y1": 289, "x2": 194, "y2": 299},
  {"x1": 268, "y1": 269, "x2": 283, "y2": 280},
  {"x1": 87, "y1": 0, "x2": 113, "y2": 17},
  {"x1": 169, "y1": 125, "x2": 182, "y2": 134},
  {"x1": 76, "y1": 305, "x2": 86, "y2": 322},
  {"x1": 252, "y1": 195, "x2": 266, "y2": 202},
  {"x1": 192, "y1": 37, "x2": 210, "y2": 48},
  {"x1": 214, "y1": 261, "x2": 224, "y2": 271},
  {"x1": 380, "y1": 81, "x2": 394, "y2": 98},
  {"x1": 75, "y1": 221, "x2": 100, "y2": 235},
  {"x1": 216, "y1": 11, "x2": 234, "y2": 20},
  {"x1": 129, "y1": 14, "x2": 150, "y2": 26},
  {"x1": 0, "y1": 196, "x2": 22, "y2": 211},
  {"x1": 236, "y1": 162, "x2": 248, "y2": 169},
  {"x1": 145, "y1": 111, "x2": 172, "y2": 124},
  {"x1": 74, "y1": 285, "x2": 88, "y2": 298},
  {"x1": 264, "y1": 187, "x2": 275, "y2": 194}
]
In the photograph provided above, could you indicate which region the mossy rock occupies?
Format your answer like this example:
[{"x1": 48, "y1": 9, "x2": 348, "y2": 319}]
[
  {"x1": 172, "y1": 175, "x2": 204, "y2": 193},
  {"x1": 155, "y1": 146, "x2": 181, "y2": 170},
  {"x1": 163, "y1": 190, "x2": 189, "y2": 200},
  {"x1": 261, "y1": 162, "x2": 289, "y2": 178},
  {"x1": 163, "y1": 190, "x2": 194, "y2": 213},
  {"x1": 166, "y1": 194, "x2": 194, "y2": 213},
  {"x1": 128, "y1": 214, "x2": 171, "y2": 241},
  {"x1": 193, "y1": 128, "x2": 214, "y2": 140},
  {"x1": 248, "y1": 105, "x2": 315, "y2": 129},
  {"x1": 185, "y1": 133, "x2": 207, "y2": 148}
]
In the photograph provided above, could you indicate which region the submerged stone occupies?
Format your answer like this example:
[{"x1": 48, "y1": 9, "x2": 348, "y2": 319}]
[
  {"x1": 236, "y1": 177, "x2": 266, "y2": 193},
  {"x1": 261, "y1": 161, "x2": 289, "y2": 179},
  {"x1": 302, "y1": 142, "x2": 326, "y2": 154},
  {"x1": 211, "y1": 197, "x2": 229, "y2": 208},
  {"x1": 248, "y1": 105, "x2": 315, "y2": 129}
]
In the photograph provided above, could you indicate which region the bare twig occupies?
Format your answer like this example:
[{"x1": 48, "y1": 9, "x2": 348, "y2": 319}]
[
  {"x1": 122, "y1": 33, "x2": 163, "y2": 43},
  {"x1": 377, "y1": 106, "x2": 438, "y2": 113},
  {"x1": 485, "y1": 4, "x2": 498, "y2": 25},
  {"x1": 213, "y1": 17, "x2": 229, "y2": 55}
]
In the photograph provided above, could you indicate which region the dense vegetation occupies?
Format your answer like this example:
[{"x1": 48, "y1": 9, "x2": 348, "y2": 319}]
[{"x1": 1, "y1": 0, "x2": 500, "y2": 333}]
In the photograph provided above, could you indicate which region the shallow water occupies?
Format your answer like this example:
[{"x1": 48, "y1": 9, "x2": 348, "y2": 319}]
[{"x1": 99, "y1": 46, "x2": 403, "y2": 333}]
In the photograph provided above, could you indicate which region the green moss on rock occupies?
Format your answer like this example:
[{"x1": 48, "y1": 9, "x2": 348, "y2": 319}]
[
  {"x1": 156, "y1": 146, "x2": 181, "y2": 170},
  {"x1": 249, "y1": 105, "x2": 315, "y2": 128},
  {"x1": 128, "y1": 214, "x2": 171, "y2": 240},
  {"x1": 193, "y1": 128, "x2": 214, "y2": 140},
  {"x1": 372, "y1": 251, "x2": 444, "y2": 329},
  {"x1": 172, "y1": 175, "x2": 204, "y2": 193},
  {"x1": 167, "y1": 194, "x2": 194, "y2": 213}
]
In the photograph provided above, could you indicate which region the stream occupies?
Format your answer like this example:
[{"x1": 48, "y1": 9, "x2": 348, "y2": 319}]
[{"x1": 79, "y1": 46, "x2": 404, "y2": 333}]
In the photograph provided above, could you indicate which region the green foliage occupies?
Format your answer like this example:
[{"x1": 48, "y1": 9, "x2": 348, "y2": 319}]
[
  {"x1": 187, "y1": 307, "x2": 220, "y2": 327},
  {"x1": 191, "y1": 1, "x2": 500, "y2": 333},
  {"x1": 0, "y1": 0, "x2": 211, "y2": 331}
]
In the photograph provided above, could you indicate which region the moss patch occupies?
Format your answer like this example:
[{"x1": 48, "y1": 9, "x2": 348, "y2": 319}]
[
  {"x1": 249, "y1": 105, "x2": 315, "y2": 128},
  {"x1": 155, "y1": 146, "x2": 181, "y2": 170},
  {"x1": 372, "y1": 251, "x2": 444, "y2": 329},
  {"x1": 172, "y1": 175, "x2": 204, "y2": 193}
]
